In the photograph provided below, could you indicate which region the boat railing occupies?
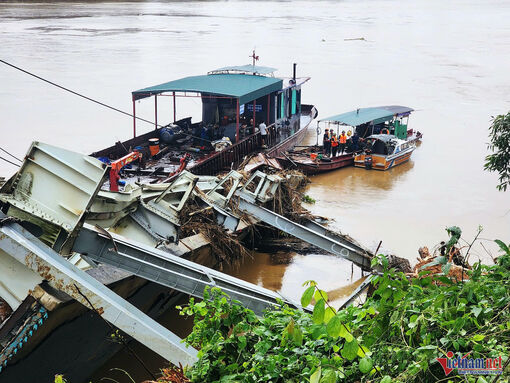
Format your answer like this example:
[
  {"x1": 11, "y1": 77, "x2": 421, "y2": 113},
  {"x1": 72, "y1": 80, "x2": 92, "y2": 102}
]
[{"x1": 190, "y1": 122, "x2": 278, "y2": 175}]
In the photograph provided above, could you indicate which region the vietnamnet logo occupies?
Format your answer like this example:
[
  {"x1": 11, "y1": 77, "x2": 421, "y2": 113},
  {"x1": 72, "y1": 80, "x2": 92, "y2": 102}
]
[{"x1": 437, "y1": 351, "x2": 503, "y2": 376}]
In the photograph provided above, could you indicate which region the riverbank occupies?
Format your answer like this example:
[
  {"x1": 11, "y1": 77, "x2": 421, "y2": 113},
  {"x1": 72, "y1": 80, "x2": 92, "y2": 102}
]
[{"x1": 143, "y1": 233, "x2": 510, "y2": 383}]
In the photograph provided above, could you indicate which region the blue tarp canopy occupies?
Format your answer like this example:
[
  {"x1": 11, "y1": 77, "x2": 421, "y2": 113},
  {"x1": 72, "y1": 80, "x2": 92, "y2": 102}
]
[
  {"x1": 320, "y1": 106, "x2": 414, "y2": 126},
  {"x1": 132, "y1": 74, "x2": 283, "y2": 104}
]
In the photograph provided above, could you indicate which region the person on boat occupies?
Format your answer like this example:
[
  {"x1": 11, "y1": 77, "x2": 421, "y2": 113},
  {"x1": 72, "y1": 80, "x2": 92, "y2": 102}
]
[
  {"x1": 331, "y1": 133, "x2": 339, "y2": 157},
  {"x1": 339, "y1": 130, "x2": 347, "y2": 154},
  {"x1": 351, "y1": 131, "x2": 360, "y2": 152},
  {"x1": 323, "y1": 128, "x2": 331, "y2": 155},
  {"x1": 200, "y1": 124, "x2": 209, "y2": 146},
  {"x1": 259, "y1": 120, "x2": 268, "y2": 148},
  {"x1": 381, "y1": 126, "x2": 390, "y2": 134}
]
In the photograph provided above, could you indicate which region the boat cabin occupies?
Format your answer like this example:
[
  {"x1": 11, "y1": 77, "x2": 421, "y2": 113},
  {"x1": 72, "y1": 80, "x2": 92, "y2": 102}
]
[
  {"x1": 354, "y1": 134, "x2": 416, "y2": 170},
  {"x1": 363, "y1": 134, "x2": 406, "y2": 155},
  {"x1": 131, "y1": 64, "x2": 310, "y2": 144}
]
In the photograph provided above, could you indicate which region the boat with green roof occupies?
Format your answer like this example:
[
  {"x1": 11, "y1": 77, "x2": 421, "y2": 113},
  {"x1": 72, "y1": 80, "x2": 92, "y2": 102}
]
[
  {"x1": 276, "y1": 105, "x2": 421, "y2": 174},
  {"x1": 92, "y1": 59, "x2": 317, "y2": 183}
]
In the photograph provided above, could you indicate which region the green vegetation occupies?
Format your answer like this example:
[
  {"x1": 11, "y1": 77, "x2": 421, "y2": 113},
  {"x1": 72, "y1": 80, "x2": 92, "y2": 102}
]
[
  {"x1": 485, "y1": 111, "x2": 510, "y2": 191},
  {"x1": 179, "y1": 240, "x2": 510, "y2": 382},
  {"x1": 302, "y1": 194, "x2": 316, "y2": 204}
]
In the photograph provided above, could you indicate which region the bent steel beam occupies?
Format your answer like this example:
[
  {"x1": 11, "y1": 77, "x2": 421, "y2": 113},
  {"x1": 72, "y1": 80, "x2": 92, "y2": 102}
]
[
  {"x1": 73, "y1": 224, "x2": 304, "y2": 315},
  {"x1": 239, "y1": 171, "x2": 282, "y2": 203},
  {"x1": 301, "y1": 219, "x2": 372, "y2": 258},
  {"x1": 0, "y1": 142, "x2": 109, "y2": 248},
  {"x1": 0, "y1": 214, "x2": 198, "y2": 367},
  {"x1": 236, "y1": 195, "x2": 373, "y2": 271}
]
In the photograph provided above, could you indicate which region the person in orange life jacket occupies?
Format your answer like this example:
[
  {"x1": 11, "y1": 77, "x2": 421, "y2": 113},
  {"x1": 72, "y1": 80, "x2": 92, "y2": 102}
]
[
  {"x1": 323, "y1": 128, "x2": 331, "y2": 156},
  {"x1": 339, "y1": 130, "x2": 347, "y2": 154},
  {"x1": 381, "y1": 126, "x2": 389, "y2": 134},
  {"x1": 331, "y1": 133, "x2": 339, "y2": 157}
]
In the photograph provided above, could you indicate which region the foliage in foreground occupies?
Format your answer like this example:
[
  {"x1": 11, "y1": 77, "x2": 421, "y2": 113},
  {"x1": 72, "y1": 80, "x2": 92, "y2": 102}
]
[
  {"x1": 179, "y1": 242, "x2": 510, "y2": 382},
  {"x1": 485, "y1": 110, "x2": 510, "y2": 191}
]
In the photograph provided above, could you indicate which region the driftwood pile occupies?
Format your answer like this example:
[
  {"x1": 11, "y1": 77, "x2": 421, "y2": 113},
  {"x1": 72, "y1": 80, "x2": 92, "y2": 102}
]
[
  {"x1": 142, "y1": 366, "x2": 190, "y2": 383},
  {"x1": 270, "y1": 170, "x2": 314, "y2": 224},
  {"x1": 178, "y1": 198, "x2": 251, "y2": 270},
  {"x1": 411, "y1": 246, "x2": 471, "y2": 281},
  {"x1": 177, "y1": 168, "x2": 322, "y2": 268}
]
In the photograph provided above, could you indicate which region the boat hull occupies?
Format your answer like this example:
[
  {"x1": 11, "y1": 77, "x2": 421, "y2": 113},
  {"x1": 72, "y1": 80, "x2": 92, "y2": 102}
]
[
  {"x1": 354, "y1": 148, "x2": 414, "y2": 170},
  {"x1": 278, "y1": 153, "x2": 354, "y2": 175}
]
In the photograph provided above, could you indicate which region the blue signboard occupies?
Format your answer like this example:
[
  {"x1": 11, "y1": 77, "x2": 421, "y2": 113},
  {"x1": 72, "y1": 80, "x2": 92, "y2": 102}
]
[{"x1": 247, "y1": 104, "x2": 263, "y2": 112}]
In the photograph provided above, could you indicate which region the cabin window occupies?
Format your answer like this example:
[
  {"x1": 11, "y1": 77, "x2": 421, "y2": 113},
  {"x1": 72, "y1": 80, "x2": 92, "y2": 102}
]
[{"x1": 291, "y1": 89, "x2": 297, "y2": 115}]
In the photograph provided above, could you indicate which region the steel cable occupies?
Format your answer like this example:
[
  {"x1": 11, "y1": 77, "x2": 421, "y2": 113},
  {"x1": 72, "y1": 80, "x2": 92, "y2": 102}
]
[
  {"x1": 0, "y1": 58, "x2": 158, "y2": 127},
  {"x1": 0, "y1": 58, "x2": 218, "y2": 143},
  {"x1": 0, "y1": 147, "x2": 22, "y2": 163},
  {"x1": 0, "y1": 156, "x2": 20, "y2": 167}
]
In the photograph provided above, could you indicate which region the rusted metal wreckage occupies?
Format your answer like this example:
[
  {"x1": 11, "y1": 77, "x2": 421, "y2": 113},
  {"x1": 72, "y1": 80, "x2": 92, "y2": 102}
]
[{"x1": 0, "y1": 142, "x2": 374, "y2": 382}]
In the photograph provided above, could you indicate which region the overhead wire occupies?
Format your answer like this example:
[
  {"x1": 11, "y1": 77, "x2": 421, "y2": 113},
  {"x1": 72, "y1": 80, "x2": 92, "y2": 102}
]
[
  {"x1": 0, "y1": 58, "x2": 217, "y2": 143},
  {"x1": 0, "y1": 147, "x2": 22, "y2": 163},
  {"x1": 0, "y1": 58, "x2": 159, "y2": 128},
  {"x1": 0, "y1": 156, "x2": 20, "y2": 167}
]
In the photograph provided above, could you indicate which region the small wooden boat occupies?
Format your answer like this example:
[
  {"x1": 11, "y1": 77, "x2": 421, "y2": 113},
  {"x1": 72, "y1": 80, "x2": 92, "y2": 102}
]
[
  {"x1": 354, "y1": 134, "x2": 416, "y2": 170},
  {"x1": 275, "y1": 105, "x2": 421, "y2": 174},
  {"x1": 277, "y1": 146, "x2": 354, "y2": 175}
]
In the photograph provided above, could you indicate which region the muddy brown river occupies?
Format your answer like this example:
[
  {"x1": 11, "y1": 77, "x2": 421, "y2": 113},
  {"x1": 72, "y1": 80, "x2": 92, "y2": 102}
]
[{"x1": 0, "y1": 0, "x2": 509, "y2": 381}]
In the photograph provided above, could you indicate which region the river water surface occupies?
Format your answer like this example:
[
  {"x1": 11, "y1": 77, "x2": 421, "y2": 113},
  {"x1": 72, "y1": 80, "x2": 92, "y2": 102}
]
[{"x1": 0, "y1": 0, "x2": 509, "y2": 380}]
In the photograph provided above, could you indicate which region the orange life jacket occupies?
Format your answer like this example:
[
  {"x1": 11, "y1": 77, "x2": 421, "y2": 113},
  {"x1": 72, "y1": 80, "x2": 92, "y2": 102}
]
[
  {"x1": 339, "y1": 134, "x2": 347, "y2": 144},
  {"x1": 331, "y1": 136, "x2": 338, "y2": 147}
]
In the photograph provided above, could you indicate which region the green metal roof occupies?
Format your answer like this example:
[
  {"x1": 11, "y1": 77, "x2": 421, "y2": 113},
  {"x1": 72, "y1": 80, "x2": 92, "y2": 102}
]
[
  {"x1": 209, "y1": 64, "x2": 277, "y2": 75},
  {"x1": 132, "y1": 74, "x2": 283, "y2": 104},
  {"x1": 320, "y1": 106, "x2": 414, "y2": 126}
]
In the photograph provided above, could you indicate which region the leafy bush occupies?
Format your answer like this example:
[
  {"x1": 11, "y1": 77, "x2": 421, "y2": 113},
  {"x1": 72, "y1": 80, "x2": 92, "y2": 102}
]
[
  {"x1": 485, "y1": 111, "x2": 510, "y2": 191},
  {"x1": 179, "y1": 240, "x2": 510, "y2": 382}
]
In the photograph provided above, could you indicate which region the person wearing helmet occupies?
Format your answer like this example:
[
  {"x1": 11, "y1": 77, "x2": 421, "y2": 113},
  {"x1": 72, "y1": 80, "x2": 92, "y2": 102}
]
[{"x1": 331, "y1": 133, "x2": 339, "y2": 157}]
